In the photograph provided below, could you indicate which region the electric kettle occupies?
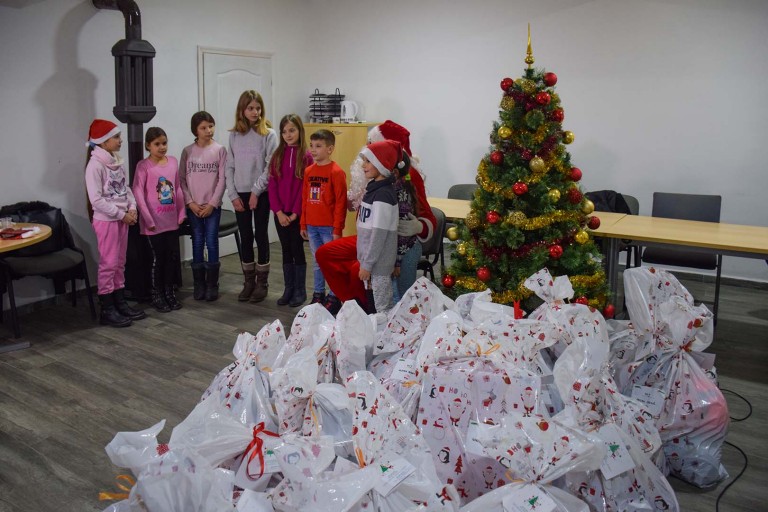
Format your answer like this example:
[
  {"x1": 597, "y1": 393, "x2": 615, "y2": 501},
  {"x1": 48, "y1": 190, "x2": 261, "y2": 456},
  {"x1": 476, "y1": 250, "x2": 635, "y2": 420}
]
[{"x1": 340, "y1": 101, "x2": 359, "y2": 123}]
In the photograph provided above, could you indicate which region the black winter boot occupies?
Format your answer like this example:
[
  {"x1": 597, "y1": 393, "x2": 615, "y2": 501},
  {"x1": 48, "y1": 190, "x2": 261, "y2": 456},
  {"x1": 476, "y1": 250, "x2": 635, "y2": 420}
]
[
  {"x1": 99, "y1": 293, "x2": 132, "y2": 327},
  {"x1": 205, "y1": 261, "x2": 221, "y2": 302},
  {"x1": 289, "y1": 264, "x2": 307, "y2": 307},
  {"x1": 164, "y1": 285, "x2": 182, "y2": 310},
  {"x1": 277, "y1": 264, "x2": 295, "y2": 306},
  {"x1": 150, "y1": 287, "x2": 171, "y2": 313},
  {"x1": 113, "y1": 288, "x2": 147, "y2": 320},
  {"x1": 191, "y1": 263, "x2": 206, "y2": 301},
  {"x1": 310, "y1": 292, "x2": 326, "y2": 305}
]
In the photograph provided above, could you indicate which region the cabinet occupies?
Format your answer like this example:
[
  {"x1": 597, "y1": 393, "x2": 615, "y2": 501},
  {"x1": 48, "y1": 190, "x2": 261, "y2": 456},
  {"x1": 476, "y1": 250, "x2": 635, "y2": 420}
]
[{"x1": 304, "y1": 122, "x2": 378, "y2": 236}]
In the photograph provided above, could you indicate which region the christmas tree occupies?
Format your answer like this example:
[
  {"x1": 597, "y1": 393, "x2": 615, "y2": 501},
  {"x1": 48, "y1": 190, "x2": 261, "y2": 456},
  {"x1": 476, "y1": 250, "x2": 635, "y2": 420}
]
[{"x1": 442, "y1": 27, "x2": 612, "y2": 317}]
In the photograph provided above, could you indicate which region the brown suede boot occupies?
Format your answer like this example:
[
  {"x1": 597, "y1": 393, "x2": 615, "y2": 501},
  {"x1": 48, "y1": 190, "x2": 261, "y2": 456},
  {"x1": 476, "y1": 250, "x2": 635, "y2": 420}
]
[
  {"x1": 250, "y1": 262, "x2": 270, "y2": 303},
  {"x1": 238, "y1": 262, "x2": 256, "y2": 302}
]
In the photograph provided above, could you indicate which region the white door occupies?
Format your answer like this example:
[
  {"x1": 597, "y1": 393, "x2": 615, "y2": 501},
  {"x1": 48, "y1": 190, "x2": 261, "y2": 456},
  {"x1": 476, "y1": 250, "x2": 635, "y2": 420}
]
[{"x1": 198, "y1": 47, "x2": 276, "y2": 256}]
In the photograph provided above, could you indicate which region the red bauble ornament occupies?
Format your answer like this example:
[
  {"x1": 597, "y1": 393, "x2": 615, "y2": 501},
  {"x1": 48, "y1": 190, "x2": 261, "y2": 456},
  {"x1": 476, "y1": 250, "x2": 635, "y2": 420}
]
[
  {"x1": 550, "y1": 109, "x2": 564, "y2": 123},
  {"x1": 476, "y1": 267, "x2": 491, "y2": 282},
  {"x1": 442, "y1": 274, "x2": 456, "y2": 288},
  {"x1": 574, "y1": 296, "x2": 589, "y2": 305},
  {"x1": 549, "y1": 245, "x2": 563, "y2": 259},
  {"x1": 489, "y1": 151, "x2": 504, "y2": 165},
  {"x1": 570, "y1": 167, "x2": 582, "y2": 182},
  {"x1": 486, "y1": 210, "x2": 501, "y2": 224},
  {"x1": 520, "y1": 149, "x2": 533, "y2": 160},
  {"x1": 525, "y1": 102, "x2": 536, "y2": 112},
  {"x1": 513, "y1": 182, "x2": 528, "y2": 196},
  {"x1": 536, "y1": 92, "x2": 551, "y2": 105},
  {"x1": 567, "y1": 188, "x2": 583, "y2": 204},
  {"x1": 543, "y1": 72, "x2": 558, "y2": 87},
  {"x1": 587, "y1": 216, "x2": 601, "y2": 230},
  {"x1": 500, "y1": 77, "x2": 514, "y2": 91},
  {"x1": 603, "y1": 304, "x2": 616, "y2": 319}
]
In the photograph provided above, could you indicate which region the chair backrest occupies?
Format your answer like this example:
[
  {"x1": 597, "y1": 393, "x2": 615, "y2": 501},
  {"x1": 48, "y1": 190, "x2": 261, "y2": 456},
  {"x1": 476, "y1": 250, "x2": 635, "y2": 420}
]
[
  {"x1": 652, "y1": 192, "x2": 721, "y2": 223},
  {"x1": 584, "y1": 190, "x2": 632, "y2": 214},
  {"x1": 421, "y1": 206, "x2": 446, "y2": 256},
  {"x1": 447, "y1": 184, "x2": 478, "y2": 200},
  {"x1": 0, "y1": 201, "x2": 71, "y2": 256},
  {"x1": 622, "y1": 194, "x2": 639, "y2": 215}
]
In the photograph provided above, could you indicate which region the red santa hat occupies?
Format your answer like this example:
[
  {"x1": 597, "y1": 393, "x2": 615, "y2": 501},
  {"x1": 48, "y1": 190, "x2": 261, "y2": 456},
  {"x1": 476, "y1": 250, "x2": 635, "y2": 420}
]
[
  {"x1": 368, "y1": 120, "x2": 412, "y2": 156},
  {"x1": 88, "y1": 119, "x2": 121, "y2": 145},
  {"x1": 359, "y1": 140, "x2": 405, "y2": 178}
]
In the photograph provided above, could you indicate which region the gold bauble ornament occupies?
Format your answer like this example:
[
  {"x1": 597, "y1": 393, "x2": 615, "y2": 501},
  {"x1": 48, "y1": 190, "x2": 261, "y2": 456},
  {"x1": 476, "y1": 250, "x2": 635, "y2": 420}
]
[
  {"x1": 506, "y1": 210, "x2": 527, "y2": 227},
  {"x1": 467, "y1": 255, "x2": 478, "y2": 266},
  {"x1": 582, "y1": 199, "x2": 595, "y2": 215},
  {"x1": 500, "y1": 96, "x2": 516, "y2": 111},
  {"x1": 497, "y1": 126, "x2": 512, "y2": 140},
  {"x1": 465, "y1": 212, "x2": 481, "y2": 230},
  {"x1": 575, "y1": 230, "x2": 590, "y2": 244},
  {"x1": 548, "y1": 189, "x2": 561, "y2": 202},
  {"x1": 446, "y1": 226, "x2": 459, "y2": 241},
  {"x1": 529, "y1": 156, "x2": 546, "y2": 173},
  {"x1": 456, "y1": 242, "x2": 468, "y2": 256},
  {"x1": 518, "y1": 78, "x2": 536, "y2": 94},
  {"x1": 562, "y1": 131, "x2": 575, "y2": 144}
]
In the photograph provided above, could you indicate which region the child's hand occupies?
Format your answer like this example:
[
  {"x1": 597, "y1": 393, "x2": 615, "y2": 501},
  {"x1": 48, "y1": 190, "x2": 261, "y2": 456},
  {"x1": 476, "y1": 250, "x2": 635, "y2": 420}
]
[
  {"x1": 201, "y1": 204, "x2": 215, "y2": 218},
  {"x1": 277, "y1": 211, "x2": 289, "y2": 227},
  {"x1": 249, "y1": 193, "x2": 258, "y2": 210},
  {"x1": 188, "y1": 202, "x2": 202, "y2": 217},
  {"x1": 232, "y1": 197, "x2": 245, "y2": 212},
  {"x1": 392, "y1": 266, "x2": 401, "y2": 278},
  {"x1": 121, "y1": 213, "x2": 133, "y2": 225},
  {"x1": 332, "y1": 233, "x2": 341, "y2": 240},
  {"x1": 300, "y1": 229, "x2": 308, "y2": 240},
  {"x1": 358, "y1": 267, "x2": 371, "y2": 282},
  {"x1": 148, "y1": 225, "x2": 156, "y2": 232}
]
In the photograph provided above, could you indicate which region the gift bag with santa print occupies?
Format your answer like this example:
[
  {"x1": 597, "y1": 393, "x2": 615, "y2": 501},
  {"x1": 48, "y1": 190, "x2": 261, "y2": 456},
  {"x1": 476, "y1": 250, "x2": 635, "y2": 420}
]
[
  {"x1": 273, "y1": 303, "x2": 336, "y2": 382},
  {"x1": 462, "y1": 413, "x2": 604, "y2": 512},
  {"x1": 552, "y1": 324, "x2": 677, "y2": 511},
  {"x1": 201, "y1": 321, "x2": 286, "y2": 404},
  {"x1": 617, "y1": 267, "x2": 728, "y2": 488},
  {"x1": 418, "y1": 356, "x2": 549, "y2": 504},
  {"x1": 270, "y1": 346, "x2": 321, "y2": 434},
  {"x1": 375, "y1": 276, "x2": 454, "y2": 355},
  {"x1": 232, "y1": 421, "x2": 283, "y2": 492},
  {"x1": 332, "y1": 299, "x2": 377, "y2": 382},
  {"x1": 346, "y1": 370, "x2": 460, "y2": 512},
  {"x1": 269, "y1": 435, "x2": 380, "y2": 512}
]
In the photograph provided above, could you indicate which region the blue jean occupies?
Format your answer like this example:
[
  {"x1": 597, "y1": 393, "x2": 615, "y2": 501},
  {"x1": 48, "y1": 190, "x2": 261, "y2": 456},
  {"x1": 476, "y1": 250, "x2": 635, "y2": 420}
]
[
  {"x1": 307, "y1": 225, "x2": 335, "y2": 294},
  {"x1": 393, "y1": 242, "x2": 422, "y2": 303},
  {"x1": 187, "y1": 207, "x2": 221, "y2": 264}
]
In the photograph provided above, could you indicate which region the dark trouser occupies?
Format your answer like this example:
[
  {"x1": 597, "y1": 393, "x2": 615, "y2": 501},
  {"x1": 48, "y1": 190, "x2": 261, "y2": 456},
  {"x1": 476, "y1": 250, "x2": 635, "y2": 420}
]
[
  {"x1": 146, "y1": 230, "x2": 180, "y2": 288},
  {"x1": 235, "y1": 191, "x2": 270, "y2": 264},
  {"x1": 273, "y1": 213, "x2": 306, "y2": 265}
]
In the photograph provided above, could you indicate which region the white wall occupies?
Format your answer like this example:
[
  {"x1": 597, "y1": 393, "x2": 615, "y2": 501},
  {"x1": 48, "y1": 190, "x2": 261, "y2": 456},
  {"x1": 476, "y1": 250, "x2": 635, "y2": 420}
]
[
  {"x1": 306, "y1": 0, "x2": 768, "y2": 282},
  {"x1": 1, "y1": 0, "x2": 766, "y2": 310}
]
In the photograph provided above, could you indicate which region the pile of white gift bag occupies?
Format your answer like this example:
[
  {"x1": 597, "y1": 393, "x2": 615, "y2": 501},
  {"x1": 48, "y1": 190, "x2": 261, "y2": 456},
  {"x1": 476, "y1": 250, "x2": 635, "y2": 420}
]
[{"x1": 100, "y1": 267, "x2": 730, "y2": 512}]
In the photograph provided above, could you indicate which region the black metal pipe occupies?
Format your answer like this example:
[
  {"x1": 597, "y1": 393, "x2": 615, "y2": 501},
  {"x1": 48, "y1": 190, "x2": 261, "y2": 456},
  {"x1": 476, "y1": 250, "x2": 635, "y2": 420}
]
[{"x1": 92, "y1": 0, "x2": 141, "y2": 40}]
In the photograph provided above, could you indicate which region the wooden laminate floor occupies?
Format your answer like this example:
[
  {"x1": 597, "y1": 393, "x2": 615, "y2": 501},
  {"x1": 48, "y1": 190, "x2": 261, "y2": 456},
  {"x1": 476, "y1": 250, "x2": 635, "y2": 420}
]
[{"x1": 0, "y1": 244, "x2": 765, "y2": 511}]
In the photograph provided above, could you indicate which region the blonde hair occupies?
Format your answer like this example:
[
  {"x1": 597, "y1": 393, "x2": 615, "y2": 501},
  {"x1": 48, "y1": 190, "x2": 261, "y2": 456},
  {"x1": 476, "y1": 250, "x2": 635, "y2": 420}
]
[
  {"x1": 231, "y1": 90, "x2": 272, "y2": 135},
  {"x1": 269, "y1": 114, "x2": 308, "y2": 180}
]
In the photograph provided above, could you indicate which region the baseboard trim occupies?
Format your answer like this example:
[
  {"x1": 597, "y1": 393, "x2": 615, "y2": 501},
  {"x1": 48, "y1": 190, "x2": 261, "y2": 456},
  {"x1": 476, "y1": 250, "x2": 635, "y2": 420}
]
[{"x1": 623, "y1": 266, "x2": 768, "y2": 291}]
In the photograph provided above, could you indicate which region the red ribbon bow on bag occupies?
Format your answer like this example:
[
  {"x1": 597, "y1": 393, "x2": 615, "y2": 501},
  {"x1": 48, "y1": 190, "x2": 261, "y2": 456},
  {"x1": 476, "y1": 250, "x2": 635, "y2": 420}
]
[{"x1": 242, "y1": 422, "x2": 280, "y2": 480}]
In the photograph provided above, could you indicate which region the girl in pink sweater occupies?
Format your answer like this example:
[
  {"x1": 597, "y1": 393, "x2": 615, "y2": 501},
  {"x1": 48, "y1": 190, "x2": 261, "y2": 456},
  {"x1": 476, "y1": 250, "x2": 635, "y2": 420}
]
[
  {"x1": 267, "y1": 114, "x2": 313, "y2": 307},
  {"x1": 133, "y1": 127, "x2": 187, "y2": 312},
  {"x1": 84, "y1": 119, "x2": 146, "y2": 327}
]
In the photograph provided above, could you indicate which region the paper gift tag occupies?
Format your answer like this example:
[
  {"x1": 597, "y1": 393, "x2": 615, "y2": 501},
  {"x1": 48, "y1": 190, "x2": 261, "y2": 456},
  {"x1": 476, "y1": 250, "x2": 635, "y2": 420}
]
[
  {"x1": 373, "y1": 457, "x2": 416, "y2": 497},
  {"x1": 502, "y1": 483, "x2": 557, "y2": 512},
  {"x1": 596, "y1": 423, "x2": 635, "y2": 480},
  {"x1": 390, "y1": 358, "x2": 418, "y2": 382},
  {"x1": 631, "y1": 385, "x2": 665, "y2": 418}
]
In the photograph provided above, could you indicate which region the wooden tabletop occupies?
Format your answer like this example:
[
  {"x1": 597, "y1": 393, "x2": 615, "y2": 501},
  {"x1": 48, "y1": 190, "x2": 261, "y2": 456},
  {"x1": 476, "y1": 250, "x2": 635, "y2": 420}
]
[
  {"x1": 596, "y1": 215, "x2": 768, "y2": 256},
  {"x1": 0, "y1": 223, "x2": 52, "y2": 253}
]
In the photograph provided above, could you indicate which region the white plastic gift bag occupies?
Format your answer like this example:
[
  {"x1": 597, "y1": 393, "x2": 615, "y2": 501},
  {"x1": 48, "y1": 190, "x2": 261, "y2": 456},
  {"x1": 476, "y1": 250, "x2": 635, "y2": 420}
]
[{"x1": 332, "y1": 299, "x2": 376, "y2": 381}]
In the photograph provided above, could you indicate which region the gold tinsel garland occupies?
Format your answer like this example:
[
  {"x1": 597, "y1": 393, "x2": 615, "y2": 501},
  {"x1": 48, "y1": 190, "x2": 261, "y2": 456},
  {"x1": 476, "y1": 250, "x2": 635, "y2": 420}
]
[{"x1": 455, "y1": 270, "x2": 606, "y2": 304}]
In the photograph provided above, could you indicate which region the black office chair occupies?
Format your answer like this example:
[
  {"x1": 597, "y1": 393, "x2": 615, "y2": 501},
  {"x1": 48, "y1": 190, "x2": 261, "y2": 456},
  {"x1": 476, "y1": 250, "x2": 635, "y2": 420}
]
[
  {"x1": 0, "y1": 202, "x2": 96, "y2": 338},
  {"x1": 641, "y1": 192, "x2": 722, "y2": 323},
  {"x1": 585, "y1": 190, "x2": 640, "y2": 268},
  {"x1": 447, "y1": 184, "x2": 478, "y2": 201},
  {"x1": 417, "y1": 206, "x2": 446, "y2": 283}
]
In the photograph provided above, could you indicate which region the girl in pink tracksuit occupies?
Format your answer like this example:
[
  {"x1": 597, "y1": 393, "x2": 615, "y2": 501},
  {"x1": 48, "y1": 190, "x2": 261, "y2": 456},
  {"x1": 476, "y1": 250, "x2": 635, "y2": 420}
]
[{"x1": 84, "y1": 119, "x2": 146, "y2": 327}]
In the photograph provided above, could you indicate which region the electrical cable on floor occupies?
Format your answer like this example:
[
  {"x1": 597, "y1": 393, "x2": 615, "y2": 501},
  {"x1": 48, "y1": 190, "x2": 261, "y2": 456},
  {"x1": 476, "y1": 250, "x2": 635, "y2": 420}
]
[{"x1": 713, "y1": 387, "x2": 751, "y2": 511}]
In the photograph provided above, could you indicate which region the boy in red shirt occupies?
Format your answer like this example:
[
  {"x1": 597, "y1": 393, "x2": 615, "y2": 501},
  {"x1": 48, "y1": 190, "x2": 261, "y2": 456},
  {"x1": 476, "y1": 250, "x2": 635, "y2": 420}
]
[{"x1": 300, "y1": 129, "x2": 347, "y2": 307}]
